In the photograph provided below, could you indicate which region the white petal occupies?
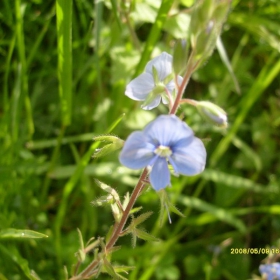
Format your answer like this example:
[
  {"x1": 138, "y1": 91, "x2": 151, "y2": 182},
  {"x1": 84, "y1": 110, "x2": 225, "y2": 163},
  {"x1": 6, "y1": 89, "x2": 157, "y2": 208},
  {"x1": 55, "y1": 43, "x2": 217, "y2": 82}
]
[
  {"x1": 125, "y1": 73, "x2": 154, "y2": 101},
  {"x1": 141, "y1": 95, "x2": 161, "y2": 110},
  {"x1": 145, "y1": 52, "x2": 173, "y2": 81}
]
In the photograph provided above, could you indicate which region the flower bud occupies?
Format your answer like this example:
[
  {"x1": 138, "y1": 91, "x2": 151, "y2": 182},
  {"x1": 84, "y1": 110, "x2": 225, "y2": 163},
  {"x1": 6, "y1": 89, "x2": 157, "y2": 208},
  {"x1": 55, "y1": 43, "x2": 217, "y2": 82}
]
[
  {"x1": 93, "y1": 135, "x2": 124, "y2": 158},
  {"x1": 196, "y1": 101, "x2": 227, "y2": 127},
  {"x1": 173, "y1": 39, "x2": 189, "y2": 75},
  {"x1": 189, "y1": 0, "x2": 213, "y2": 39},
  {"x1": 189, "y1": 0, "x2": 231, "y2": 66}
]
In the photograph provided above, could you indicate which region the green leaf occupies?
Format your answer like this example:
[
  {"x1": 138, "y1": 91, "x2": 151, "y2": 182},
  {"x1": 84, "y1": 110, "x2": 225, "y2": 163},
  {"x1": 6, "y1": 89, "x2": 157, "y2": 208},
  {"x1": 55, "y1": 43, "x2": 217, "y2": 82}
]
[
  {"x1": 103, "y1": 258, "x2": 119, "y2": 278},
  {"x1": 210, "y1": 51, "x2": 280, "y2": 166},
  {"x1": 231, "y1": 136, "x2": 262, "y2": 171},
  {"x1": 56, "y1": 0, "x2": 72, "y2": 126},
  {"x1": 201, "y1": 169, "x2": 278, "y2": 193},
  {"x1": 163, "y1": 13, "x2": 191, "y2": 39},
  {"x1": 92, "y1": 136, "x2": 124, "y2": 158},
  {"x1": 131, "y1": 2, "x2": 158, "y2": 23},
  {"x1": 134, "y1": 229, "x2": 160, "y2": 242},
  {"x1": 114, "y1": 265, "x2": 135, "y2": 273},
  {"x1": 0, "y1": 244, "x2": 39, "y2": 279},
  {"x1": 134, "y1": 0, "x2": 174, "y2": 76},
  {"x1": 158, "y1": 189, "x2": 185, "y2": 226},
  {"x1": 129, "y1": 207, "x2": 143, "y2": 215},
  {"x1": 216, "y1": 36, "x2": 240, "y2": 94},
  {"x1": 130, "y1": 212, "x2": 153, "y2": 227},
  {"x1": 0, "y1": 229, "x2": 48, "y2": 239},
  {"x1": 168, "y1": 204, "x2": 185, "y2": 218},
  {"x1": 229, "y1": 12, "x2": 280, "y2": 52},
  {"x1": 178, "y1": 196, "x2": 247, "y2": 233},
  {"x1": 125, "y1": 109, "x2": 156, "y2": 130},
  {"x1": 75, "y1": 228, "x2": 86, "y2": 262}
]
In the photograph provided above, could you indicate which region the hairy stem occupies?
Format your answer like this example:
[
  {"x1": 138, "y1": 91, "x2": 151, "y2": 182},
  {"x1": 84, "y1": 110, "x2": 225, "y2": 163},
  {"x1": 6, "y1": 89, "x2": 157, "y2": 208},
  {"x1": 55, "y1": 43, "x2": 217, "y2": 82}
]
[
  {"x1": 170, "y1": 51, "x2": 199, "y2": 115},
  {"x1": 71, "y1": 169, "x2": 148, "y2": 279}
]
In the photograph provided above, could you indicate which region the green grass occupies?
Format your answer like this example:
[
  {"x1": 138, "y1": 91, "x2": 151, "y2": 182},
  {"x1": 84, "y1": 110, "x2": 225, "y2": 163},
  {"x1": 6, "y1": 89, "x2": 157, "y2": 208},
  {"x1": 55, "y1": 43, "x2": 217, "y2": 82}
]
[{"x1": 1, "y1": 0, "x2": 280, "y2": 279}]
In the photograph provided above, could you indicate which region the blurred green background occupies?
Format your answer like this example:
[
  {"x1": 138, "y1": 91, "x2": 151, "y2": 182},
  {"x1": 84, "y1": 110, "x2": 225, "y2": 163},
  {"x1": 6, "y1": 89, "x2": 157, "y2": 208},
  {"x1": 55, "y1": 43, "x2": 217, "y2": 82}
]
[{"x1": 1, "y1": 0, "x2": 280, "y2": 279}]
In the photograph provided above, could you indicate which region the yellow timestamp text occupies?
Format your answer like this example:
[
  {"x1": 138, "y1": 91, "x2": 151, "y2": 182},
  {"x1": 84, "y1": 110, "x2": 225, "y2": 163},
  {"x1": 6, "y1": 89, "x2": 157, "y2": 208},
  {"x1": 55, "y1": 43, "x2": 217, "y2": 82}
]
[{"x1": 230, "y1": 248, "x2": 280, "y2": 254}]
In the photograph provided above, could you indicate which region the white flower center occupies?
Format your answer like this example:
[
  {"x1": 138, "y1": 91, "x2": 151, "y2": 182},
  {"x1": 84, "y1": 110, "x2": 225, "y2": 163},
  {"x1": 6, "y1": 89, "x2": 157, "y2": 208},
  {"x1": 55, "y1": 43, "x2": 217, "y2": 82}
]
[{"x1": 154, "y1": 145, "x2": 172, "y2": 157}]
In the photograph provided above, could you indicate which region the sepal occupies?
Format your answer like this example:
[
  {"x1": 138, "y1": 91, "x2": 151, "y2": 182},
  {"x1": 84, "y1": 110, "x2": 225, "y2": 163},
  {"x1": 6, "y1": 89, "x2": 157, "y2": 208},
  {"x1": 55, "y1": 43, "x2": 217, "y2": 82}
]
[
  {"x1": 122, "y1": 212, "x2": 159, "y2": 247},
  {"x1": 196, "y1": 101, "x2": 228, "y2": 127},
  {"x1": 93, "y1": 135, "x2": 124, "y2": 158},
  {"x1": 103, "y1": 259, "x2": 133, "y2": 280},
  {"x1": 75, "y1": 228, "x2": 86, "y2": 263},
  {"x1": 92, "y1": 180, "x2": 123, "y2": 222},
  {"x1": 93, "y1": 180, "x2": 120, "y2": 201},
  {"x1": 158, "y1": 189, "x2": 185, "y2": 226}
]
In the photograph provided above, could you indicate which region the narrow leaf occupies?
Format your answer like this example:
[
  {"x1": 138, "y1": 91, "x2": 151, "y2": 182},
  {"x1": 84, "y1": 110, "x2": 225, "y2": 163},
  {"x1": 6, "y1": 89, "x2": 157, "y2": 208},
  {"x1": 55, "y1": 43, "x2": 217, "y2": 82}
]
[
  {"x1": 103, "y1": 258, "x2": 119, "y2": 278},
  {"x1": 56, "y1": 0, "x2": 72, "y2": 125},
  {"x1": 216, "y1": 36, "x2": 240, "y2": 94},
  {"x1": 202, "y1": 169, "x2": 278, "y2": 193},
  {"x1": 0, "y1": 229, "x2": 48, "y2": 239},
  {"x1": 94, "y1": 180, "x2": 120, "y2": 201},
  {"x1": 168, "y1": 204, "x2": 185, "y2": 218},
  {"x1": 131, "y1": 212, "x2": 153, "y2": 227},
  {"x1": 135, "y1": 229, "x2": 160, "y2": 242},
  {"x1": 91, "y1": 195, "x2": 114, "y2": 206},
  {"x1": 178, "y1": 196, "x2": 246, "y2": 233}
]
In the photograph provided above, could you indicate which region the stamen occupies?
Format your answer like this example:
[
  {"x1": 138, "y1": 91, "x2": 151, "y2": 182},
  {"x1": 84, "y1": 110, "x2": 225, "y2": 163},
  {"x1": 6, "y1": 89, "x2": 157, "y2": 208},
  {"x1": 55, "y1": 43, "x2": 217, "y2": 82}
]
[{"x1": 154, "y1": 145, "x2": 172, "y2": 157}]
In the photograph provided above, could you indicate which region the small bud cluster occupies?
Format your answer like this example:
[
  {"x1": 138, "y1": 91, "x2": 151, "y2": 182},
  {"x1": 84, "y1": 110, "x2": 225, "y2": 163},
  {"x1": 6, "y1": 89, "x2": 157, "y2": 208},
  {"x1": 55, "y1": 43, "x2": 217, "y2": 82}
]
[{"x1": 189, "y1": 0, "x2": 231, "y2": 67}]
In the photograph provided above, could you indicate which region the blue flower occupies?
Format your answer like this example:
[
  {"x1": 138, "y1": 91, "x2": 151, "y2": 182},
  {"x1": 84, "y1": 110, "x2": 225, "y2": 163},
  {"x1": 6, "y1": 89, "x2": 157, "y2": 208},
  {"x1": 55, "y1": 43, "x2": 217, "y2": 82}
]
[
  {"x1": 125, "y1": 52, "x2": 183, "y2": 110},
  {"x1": 119, "y1": 115, "x2": 206, "y2": 191},
  {"x1": 259, "y1": 263, "x2": 280, "y2": 280}
]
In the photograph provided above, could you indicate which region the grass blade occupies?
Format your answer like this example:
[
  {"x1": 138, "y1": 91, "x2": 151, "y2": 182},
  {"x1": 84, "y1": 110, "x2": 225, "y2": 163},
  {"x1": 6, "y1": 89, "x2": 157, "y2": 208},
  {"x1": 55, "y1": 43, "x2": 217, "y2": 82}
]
[
  {"x1": 56, "y1": 0, "x2": 72, "y2": 126},
  {"x1": 210, "y1": 51, "x2": 280, "y2": 166},
  {"x1": 134, "y1": 0, "x2": 173, "y2": 76}
]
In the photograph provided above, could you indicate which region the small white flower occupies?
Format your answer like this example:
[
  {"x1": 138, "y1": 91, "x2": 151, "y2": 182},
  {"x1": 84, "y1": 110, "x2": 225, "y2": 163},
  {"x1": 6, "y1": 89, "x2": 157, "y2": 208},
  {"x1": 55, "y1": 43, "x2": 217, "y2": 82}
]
[{"x1": 125, "y1": 52, "x2": 183, "y2": 110}]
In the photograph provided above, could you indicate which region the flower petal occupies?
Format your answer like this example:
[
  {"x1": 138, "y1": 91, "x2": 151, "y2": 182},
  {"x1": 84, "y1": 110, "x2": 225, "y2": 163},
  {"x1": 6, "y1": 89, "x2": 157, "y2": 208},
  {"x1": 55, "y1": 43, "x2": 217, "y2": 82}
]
[
  {"x1": 119, "y1": 131, "x2": 156, "y2": 169},
  {"x1": 141, "y1": 95, "x2": 161, "y2": 110},
  {"x1": 165, "y1": 75, "x2": 183, "y2": 98},
  {"x1": 145, "y1": 52, "x2": 173, "y2": 81},
  {"x1": 149, "y1": 157, "x2": 170, "y2": 191},
  {"x1": 171, "y1": 137, "x2": 206, "y2": 175},
  {"x1": 144, "y1": 115, "x2": 194, "y2": 147},
  {"x1": 125, "y1": 73, "x2": 155, "y2": 101}
]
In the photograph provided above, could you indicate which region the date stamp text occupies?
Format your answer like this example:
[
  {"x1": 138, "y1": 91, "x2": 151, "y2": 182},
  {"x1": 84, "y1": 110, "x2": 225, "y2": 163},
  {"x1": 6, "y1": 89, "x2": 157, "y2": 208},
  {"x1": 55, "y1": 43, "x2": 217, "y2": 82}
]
[{"x1": 230, "y1": 248, "x2": 280, "y2": 254}]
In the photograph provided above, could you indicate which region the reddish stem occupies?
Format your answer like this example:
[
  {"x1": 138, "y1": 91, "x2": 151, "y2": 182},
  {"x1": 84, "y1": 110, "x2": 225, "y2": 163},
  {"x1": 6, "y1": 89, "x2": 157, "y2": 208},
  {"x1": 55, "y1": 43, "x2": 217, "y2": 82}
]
[{"x1": 71, "y1": 169, "x2": 148, "y2": 279}]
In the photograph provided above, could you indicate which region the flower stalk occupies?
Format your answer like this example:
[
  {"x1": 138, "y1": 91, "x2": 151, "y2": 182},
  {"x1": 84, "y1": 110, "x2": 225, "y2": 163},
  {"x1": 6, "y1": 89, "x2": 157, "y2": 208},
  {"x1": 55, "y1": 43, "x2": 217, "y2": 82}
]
[
  {"x1": 70, "y1": 169, "x2": 149, "y2": 279},
  {"x1": 69, "y1": 48, "x2": 202, "y2": 279}
]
